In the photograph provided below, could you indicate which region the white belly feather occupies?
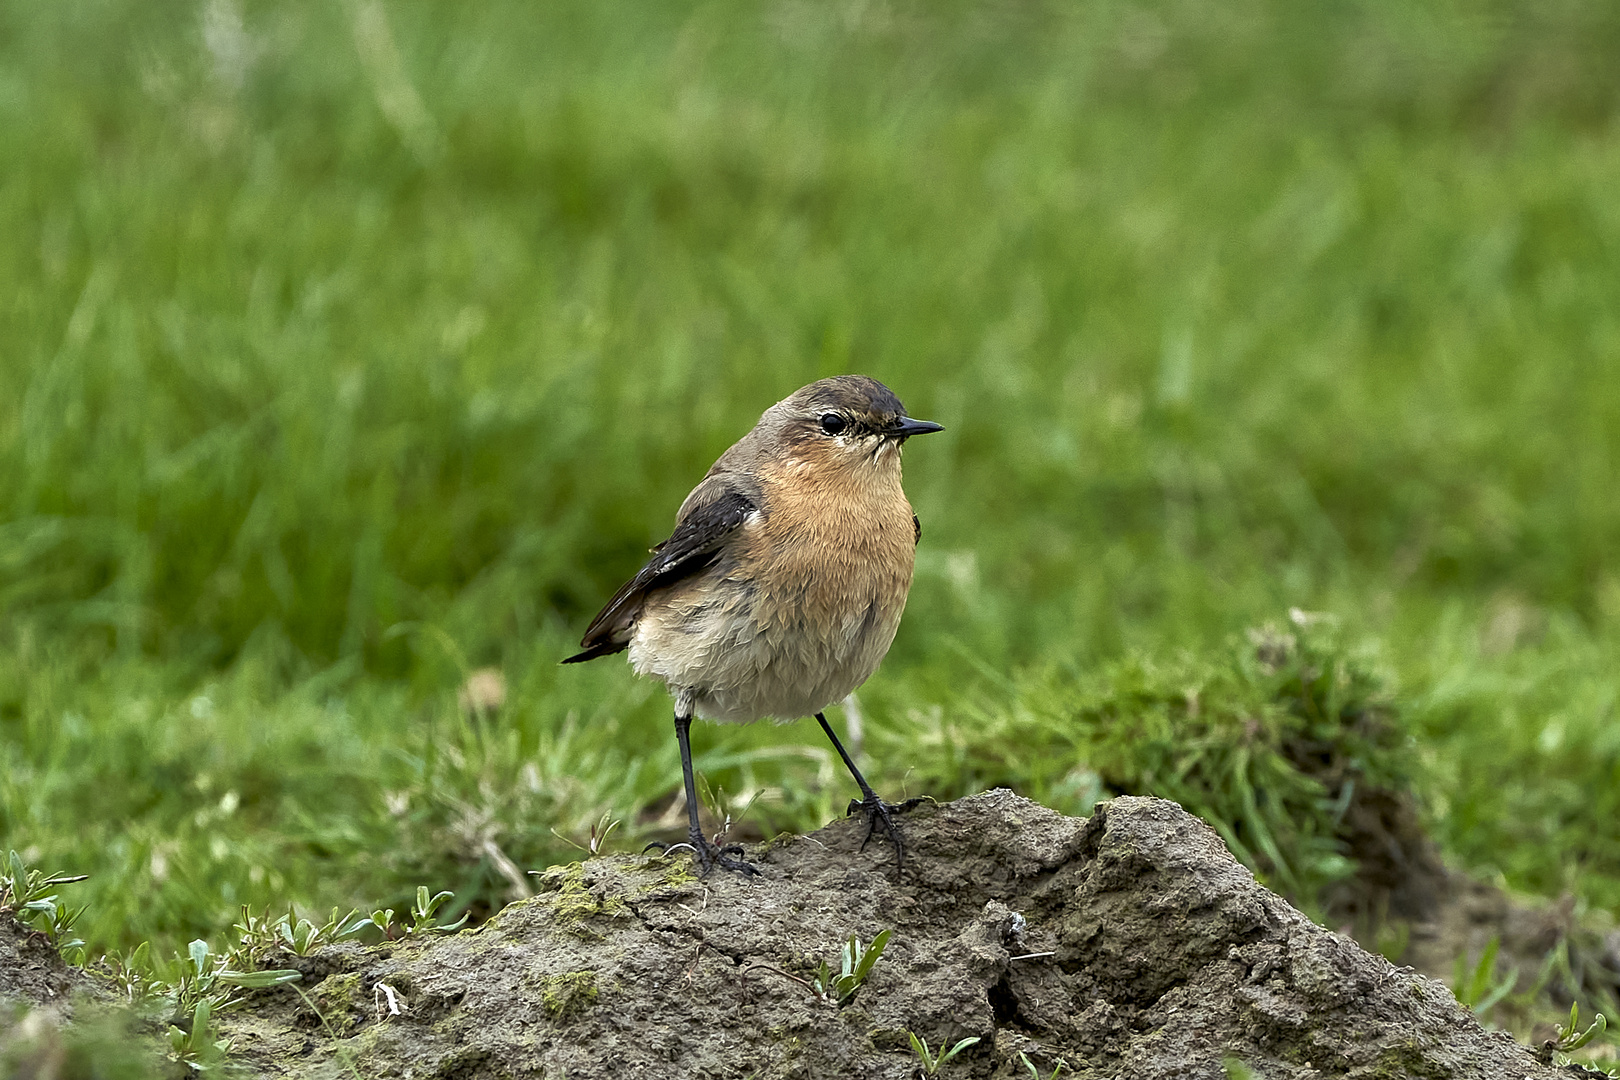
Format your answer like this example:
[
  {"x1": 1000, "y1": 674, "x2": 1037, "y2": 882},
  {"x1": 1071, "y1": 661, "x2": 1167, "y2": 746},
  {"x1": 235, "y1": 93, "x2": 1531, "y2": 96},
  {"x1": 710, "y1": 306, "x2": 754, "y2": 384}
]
[{"x1": 628, "y1": 582, "x2": 905, "y2": 723}]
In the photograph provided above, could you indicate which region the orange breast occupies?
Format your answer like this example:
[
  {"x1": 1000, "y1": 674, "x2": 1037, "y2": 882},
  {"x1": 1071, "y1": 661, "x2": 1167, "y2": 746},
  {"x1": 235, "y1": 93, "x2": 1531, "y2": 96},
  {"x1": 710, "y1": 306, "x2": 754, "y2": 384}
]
[{"x1": 746, "y1": 454, "x2": 916, "y2": 636}]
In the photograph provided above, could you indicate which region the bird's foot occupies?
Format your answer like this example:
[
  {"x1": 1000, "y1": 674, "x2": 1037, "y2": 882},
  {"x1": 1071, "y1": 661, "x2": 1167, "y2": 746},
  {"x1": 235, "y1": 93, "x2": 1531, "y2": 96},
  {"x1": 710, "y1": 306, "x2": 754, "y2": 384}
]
[
  {"x1": 645, "y1": 830, "x2": 760, "y2": 878},
  {"x1": 845, "y1": 794, "x2": 927, "y2": 871}
]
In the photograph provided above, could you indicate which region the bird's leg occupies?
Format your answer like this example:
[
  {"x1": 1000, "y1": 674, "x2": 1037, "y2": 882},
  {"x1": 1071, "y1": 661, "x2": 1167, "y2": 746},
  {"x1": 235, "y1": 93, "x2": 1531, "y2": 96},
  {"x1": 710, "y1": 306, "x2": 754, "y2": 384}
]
[
  {"x1": 816, "y1": 712, "x2": 922, "y2": 872},
  {"x1": 645, "y1": 709, "x2": 759, "y2": 877}
]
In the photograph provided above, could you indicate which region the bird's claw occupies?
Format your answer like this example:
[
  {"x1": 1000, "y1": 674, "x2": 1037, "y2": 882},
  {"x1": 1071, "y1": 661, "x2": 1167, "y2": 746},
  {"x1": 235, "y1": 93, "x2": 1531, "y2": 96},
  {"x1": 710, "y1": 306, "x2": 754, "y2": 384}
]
[
  {"x1": 645, "y1": 834, "x2": 760, "y2": 878},
  {"x1": 845, "y1": 795, "x2": 925, "y2": 872}
]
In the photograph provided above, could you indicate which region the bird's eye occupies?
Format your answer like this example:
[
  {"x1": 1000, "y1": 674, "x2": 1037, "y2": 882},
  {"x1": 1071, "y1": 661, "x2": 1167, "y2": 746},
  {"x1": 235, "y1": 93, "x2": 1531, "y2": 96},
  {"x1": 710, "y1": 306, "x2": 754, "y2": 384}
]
[{"x1": 819, "y1": 413, "x2": 847, "y2": 436}]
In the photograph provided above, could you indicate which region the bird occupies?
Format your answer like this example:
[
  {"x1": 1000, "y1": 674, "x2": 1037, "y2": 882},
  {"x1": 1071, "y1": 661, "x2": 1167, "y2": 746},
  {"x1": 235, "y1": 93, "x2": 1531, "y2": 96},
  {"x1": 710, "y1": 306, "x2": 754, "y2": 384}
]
[{"x1": 563, "y1": 375, "x2": 944, "y2": 877}]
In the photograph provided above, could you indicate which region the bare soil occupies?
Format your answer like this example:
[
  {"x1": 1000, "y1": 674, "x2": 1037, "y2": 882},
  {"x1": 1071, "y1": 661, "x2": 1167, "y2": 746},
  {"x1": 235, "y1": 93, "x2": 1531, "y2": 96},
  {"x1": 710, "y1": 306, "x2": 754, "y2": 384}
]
[
  {"x1": 205, "y1": 792, "x2": 1572, "y2": 1079},
  {"x1": 0, "y1": 914, "x2": 92, "y2": 1017}
]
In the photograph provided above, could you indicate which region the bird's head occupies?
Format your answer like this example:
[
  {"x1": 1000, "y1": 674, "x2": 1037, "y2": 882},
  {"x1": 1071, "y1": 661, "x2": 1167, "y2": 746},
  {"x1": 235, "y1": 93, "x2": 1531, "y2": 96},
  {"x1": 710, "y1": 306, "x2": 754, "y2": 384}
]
[{"x1": 757, "y1": 375, "x2": 943, "y2": 478}]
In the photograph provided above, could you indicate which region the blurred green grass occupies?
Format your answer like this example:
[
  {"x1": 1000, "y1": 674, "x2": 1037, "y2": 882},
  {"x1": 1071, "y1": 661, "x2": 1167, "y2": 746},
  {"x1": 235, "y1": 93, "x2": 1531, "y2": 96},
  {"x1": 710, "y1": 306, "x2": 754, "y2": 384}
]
[{"x1": 2, "y1": 0, "x2": 1619, "y2": 954}]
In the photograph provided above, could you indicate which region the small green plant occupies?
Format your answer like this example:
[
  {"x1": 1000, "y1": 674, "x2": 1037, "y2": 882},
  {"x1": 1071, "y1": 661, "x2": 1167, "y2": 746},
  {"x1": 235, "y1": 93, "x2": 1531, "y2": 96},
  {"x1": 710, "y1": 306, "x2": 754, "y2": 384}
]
[
  {"x1": 97, "y1": 941, "x2": 168, "y2": 1006},
  {"x1": 1452, "y1": 936, "x2": 1517, "y2": 1016},
  {"x1": 1222, "y1": 1060, "x2": 1259, "y2": 1080},
  {"x1": 407, "y1": 886, "x2": 470, "y2": 935},
  {"x1": 169, "y1": 997, "x2": 230, "y2": 1073},
  {"x1": 907, "y1": 1032, "x2": 980, "y2": 1076},
  {"x1": 95, "y1": 935, "x2": 302, "y2": 1068},
  {"x1": 169, "y1": 938, "x2": 304, "y2": 1017},
  {"x1": 745, "y1": 929, "x2": 892, "y2": 1006},
  {"x1": 810, "y1": 929, "x2": 891, "y2": 1005},
  {"x1": 370, "y1": 886, "x2": 470, "y2": 939},
  {"x1": 1018, "y1": 1051, "x2": 1067, "y2": 1079},
  {"x1": 234, "y1": 904, "x2": 372, "y2": 963},
  {"x1": 1549, "y1": 1002, "x2": 1607, "y2": 1058},
  {"x1": 99, "y1": 931, "x2": 302, "y2": 1013},
  {"x1": 0, "y1": 850, "x2": 88, "y2": 952}
]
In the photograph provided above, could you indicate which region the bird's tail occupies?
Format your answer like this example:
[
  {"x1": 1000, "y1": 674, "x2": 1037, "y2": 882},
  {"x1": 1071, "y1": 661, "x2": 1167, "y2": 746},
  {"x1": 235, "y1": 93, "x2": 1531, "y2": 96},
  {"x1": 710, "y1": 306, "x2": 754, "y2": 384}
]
[{"x1": 560, "y1": 640, "x2": 628, "y2": 664}]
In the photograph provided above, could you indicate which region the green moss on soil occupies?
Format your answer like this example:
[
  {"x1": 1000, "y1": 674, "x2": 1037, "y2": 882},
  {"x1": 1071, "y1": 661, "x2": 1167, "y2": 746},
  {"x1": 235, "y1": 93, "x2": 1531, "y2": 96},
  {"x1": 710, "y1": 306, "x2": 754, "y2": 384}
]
[
  {"x1": 531, "y1": 863, "x2": 629, "y2": 937},
  {"x1": 538, "y1": 971, "x2": 599, "y2": 1020},
  {"x1": 308, "y1": 972, "x2": 366, "y2": 1037}
]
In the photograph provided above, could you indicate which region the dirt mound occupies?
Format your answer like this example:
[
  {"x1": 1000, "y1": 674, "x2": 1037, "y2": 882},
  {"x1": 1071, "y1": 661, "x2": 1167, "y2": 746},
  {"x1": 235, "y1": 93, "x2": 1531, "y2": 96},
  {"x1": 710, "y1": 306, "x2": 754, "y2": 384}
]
[
  {"x1": 217, "y1": 791, "x2": 1566, "y2": 1079},
  {"x1": 0, "y1": 915, "x2": 94, "y2": 1016}
]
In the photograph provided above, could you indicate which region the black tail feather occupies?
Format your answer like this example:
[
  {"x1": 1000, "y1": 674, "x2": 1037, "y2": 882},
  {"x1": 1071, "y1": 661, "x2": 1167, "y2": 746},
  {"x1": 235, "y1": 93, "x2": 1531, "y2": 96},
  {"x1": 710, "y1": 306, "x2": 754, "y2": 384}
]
[{"x1": 561, "y1": 640, "x2": 628, "y2": 664}]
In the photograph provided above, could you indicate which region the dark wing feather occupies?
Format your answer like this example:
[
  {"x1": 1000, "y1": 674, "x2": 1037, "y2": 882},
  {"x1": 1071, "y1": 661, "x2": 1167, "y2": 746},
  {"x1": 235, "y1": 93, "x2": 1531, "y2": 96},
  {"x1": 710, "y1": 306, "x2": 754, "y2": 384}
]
[{"x1": 561, "y1": 486, "x2": 755, "y2": 664}]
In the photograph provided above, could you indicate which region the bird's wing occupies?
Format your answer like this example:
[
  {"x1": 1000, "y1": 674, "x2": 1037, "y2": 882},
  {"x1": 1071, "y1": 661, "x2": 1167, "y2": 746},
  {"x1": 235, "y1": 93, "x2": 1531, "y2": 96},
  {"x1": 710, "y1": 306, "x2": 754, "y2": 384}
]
[{"x1": 562, "y1": 479, "x2": 757, "y2": 664}]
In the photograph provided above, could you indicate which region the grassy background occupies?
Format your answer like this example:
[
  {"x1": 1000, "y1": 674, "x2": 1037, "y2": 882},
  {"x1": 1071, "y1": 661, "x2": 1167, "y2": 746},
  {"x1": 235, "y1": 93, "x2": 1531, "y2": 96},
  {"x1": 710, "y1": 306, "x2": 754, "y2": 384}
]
[{"x1": 2, "y1": 0, "x2": 1619, "y2": 966}]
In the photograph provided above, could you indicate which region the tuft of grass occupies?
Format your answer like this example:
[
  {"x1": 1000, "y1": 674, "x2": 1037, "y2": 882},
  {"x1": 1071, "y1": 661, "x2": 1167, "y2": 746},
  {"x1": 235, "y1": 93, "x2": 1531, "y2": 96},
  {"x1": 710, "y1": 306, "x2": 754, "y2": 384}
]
[
  {"x1": 876, "y1": 614, "x2": 1411, "y2": 909},
  {"x1": 1406, "y1": 612, "x2": 1620, "y2": 914}
]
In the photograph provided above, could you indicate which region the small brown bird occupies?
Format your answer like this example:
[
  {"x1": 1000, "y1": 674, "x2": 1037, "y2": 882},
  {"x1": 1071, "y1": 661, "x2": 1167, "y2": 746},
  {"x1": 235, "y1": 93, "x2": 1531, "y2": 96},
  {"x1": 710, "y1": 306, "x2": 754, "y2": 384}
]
[{"x1": 563, "y1": 375, "x2": 943, "y2": 876}]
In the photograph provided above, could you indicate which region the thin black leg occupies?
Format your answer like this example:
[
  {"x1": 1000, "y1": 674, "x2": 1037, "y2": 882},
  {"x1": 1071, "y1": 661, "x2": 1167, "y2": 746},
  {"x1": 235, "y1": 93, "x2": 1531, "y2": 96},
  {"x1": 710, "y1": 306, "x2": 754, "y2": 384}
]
[
  {"x1": 675, "y1": 712, "x2": 706, "y2": 847},
  {"x1": 645, "y1": 709, "x2": 758, "y2": 877},
  {"x1": 816, "y1": 712, "x2": 882, "y2": 802},
  {"x1": 816, "y1": 712, "x2": 921, "y2": 872}
]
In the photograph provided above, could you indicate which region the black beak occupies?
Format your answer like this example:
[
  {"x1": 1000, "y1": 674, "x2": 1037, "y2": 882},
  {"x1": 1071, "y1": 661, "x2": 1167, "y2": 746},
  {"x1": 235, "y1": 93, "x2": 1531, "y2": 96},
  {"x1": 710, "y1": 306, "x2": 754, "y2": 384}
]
[{"x1": 892, "y1": 417, "x2": 944, "y2": 438}]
